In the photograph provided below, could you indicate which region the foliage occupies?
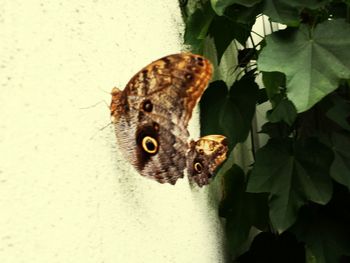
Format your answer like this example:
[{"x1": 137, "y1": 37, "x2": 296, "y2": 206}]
[
  {"x1": 200, "y1": 71, "x2": 259, "y2": 150},
  {"x1": 181, "y1": 0, "x2": 350, "y2": 262},
  {"x1": 258, "y1": 19, "x2": 350, "y2": 112}
]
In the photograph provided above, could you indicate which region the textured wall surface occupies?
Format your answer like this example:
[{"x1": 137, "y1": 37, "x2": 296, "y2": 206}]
[{"x1": 0, "y1": 1, "x2": 225, "y2": 262}]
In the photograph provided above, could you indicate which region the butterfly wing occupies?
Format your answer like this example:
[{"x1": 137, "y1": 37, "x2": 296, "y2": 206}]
[
  {"x1": 111, "y1": 53, "x2": 212, "y2": 184},
  {"x1": 187, "y1": 135, "x2": 228, "y2": 187}
]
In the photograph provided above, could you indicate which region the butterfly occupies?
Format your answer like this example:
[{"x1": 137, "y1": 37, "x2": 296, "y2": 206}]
[
  {"x1": 187, "y1": 135, "x2": 228, "y2": 187},
  {"x1": 110, "y1": 53, "x2": 227, "y2": 186}
]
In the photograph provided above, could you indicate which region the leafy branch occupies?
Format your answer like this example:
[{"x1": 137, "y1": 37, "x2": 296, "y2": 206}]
[{"x1": 181, "y1": 0, "x2": 350, "y2": 262}]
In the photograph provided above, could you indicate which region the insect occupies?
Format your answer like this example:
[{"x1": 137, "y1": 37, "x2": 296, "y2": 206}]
[
  {"x1": 187, "y1": 135, "x2": 228, "y2": 187},
  {"x1": 110, "y1": 53, "x2": 227, "y2": 186}
]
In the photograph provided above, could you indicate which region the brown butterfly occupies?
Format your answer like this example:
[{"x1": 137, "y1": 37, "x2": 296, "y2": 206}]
[
  {"x1": 187, "y1": 135, "x2": 228, "y2": 187},
  {"x1": 110, "y1": 53, "x2": 227, "y2": 185}
]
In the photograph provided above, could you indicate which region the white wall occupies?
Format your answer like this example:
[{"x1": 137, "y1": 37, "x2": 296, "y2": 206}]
[{"x1": 0, "y1": 1, "x2": 225, "y2": 262}]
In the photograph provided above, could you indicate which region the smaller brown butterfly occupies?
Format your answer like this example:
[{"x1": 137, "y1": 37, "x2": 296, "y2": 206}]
[{"x1": 187, "y1": 135, "x2": 228, "y2": 187}]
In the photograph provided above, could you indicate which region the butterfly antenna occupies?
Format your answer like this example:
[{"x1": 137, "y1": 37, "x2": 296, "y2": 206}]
[
  {"x1": 80, "y1": 85, "x2": 117, "y2": 109},
  {"x1": 98, "y1": 86, "x2": 113, "y2": 95},
  {"x1": 89, "y1": 122, "x2": 113, "y2": 140},
  {"x1": 79, "y1": 100, "x2": 110, "y2": 110}
]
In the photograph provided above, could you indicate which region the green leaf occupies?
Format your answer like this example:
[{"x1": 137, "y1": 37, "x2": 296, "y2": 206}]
[
  {"x1": 262, "y1": 71, "x2": 286, "y2": 101},
  {"x1": 298, "y1": 218, "x2": 350, "y2": 263},
  {"x1": 204, "y1": 39, "x2": 239, "y2": 86},
  {"x1": 200, "y1": 71, "x2": 259, "y2": 149},
  {"x1": 267, "y1": 98, "x2": 297, "y2": 126},
  {"x1": 208, "y1": 16, "x2": 252, "y2": 62},
  {"x1": 247, "y1": 138, "x2": 333, "y2": 232},
  {"x1": 221, "y1": 70, "x2": 259, "y2": 147},
  {"x1": 220, "y1": 165, "x2": 269, "y2": 259},
  {"x1": 262, "y1": 0, "x2": 300, "y2": 26},
  {"x1": 238, "y1": 48, "x2": 257, "y2": 69},
  {"x1": 211, "y1": 0, "x2": 262, "y2": 16},
  {"x1": 224, "y1": 3, "x2": 262, "y2": 25},
  {"x1": 259, "y1": 122, "x2": 292, "y2": 138},
  {"x1": 326, "y1": 95, "x2": 350, "y2": 131},
  {"x1": 207, "y1": 2, "x2": 259, "y2": 62},
  {"x1": 330, "y1": 133, "x2": 350, "y2": 190},
  {"x1": 237, "y1": 231, "x2": 306, "y2": 262},
  {"x1": 328, "y1": 2, "x2": 350, "y2": 20},
  {"x1": 257, "y1": 88, "x2": 268, "y2": 104},
  {"x1": 200, "y1": 80, "x2": 227, "y2": 136},
  {"x1": 262, "y1": 0, "x2": 331, "y2": 26},
  {"x1": 292, "y1": 206, "x2": 350, "y2": 263},
  {"x1": 184, "y1": 1, "x2": 215, "y2": 52},
  {"x1": 305, "y1": 247, "x2": 317, "y2": 263},
  {"x1": 287, "y1": 0, "x2": 332, "y2": 9},
  {"x1": 258, "y1": 19, "x2": 350, "y2": 113}
]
